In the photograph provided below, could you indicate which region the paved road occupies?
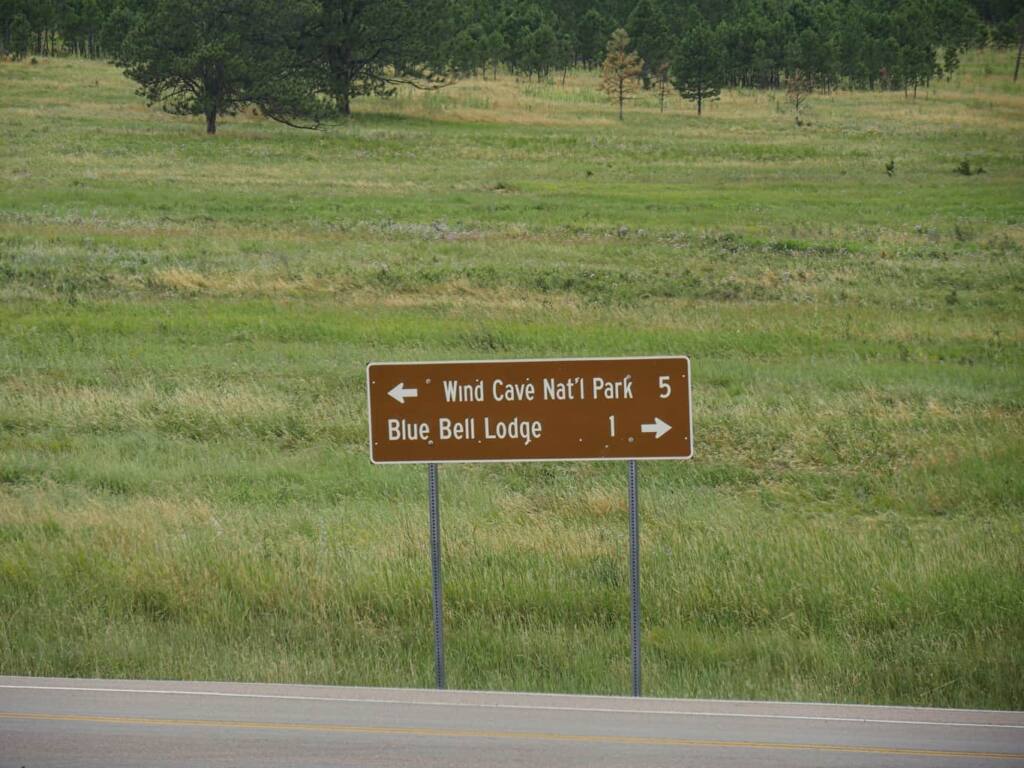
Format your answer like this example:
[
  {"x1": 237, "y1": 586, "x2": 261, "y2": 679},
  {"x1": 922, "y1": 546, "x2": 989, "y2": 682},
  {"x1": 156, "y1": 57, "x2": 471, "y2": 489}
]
[{"x1": 1, "y1": 676, "x2": 1022, "y2": 767}]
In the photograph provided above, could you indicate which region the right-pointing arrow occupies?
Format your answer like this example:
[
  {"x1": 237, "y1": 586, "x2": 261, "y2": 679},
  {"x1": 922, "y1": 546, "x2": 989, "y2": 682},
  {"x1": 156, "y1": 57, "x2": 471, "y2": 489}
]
[{"x1": 641, "y1": 417, "x2": 672, "y2": 439}]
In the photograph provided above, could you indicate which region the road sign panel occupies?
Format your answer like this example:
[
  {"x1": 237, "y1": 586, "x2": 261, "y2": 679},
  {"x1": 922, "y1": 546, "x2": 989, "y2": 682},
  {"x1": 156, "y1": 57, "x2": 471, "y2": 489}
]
[{"x1": 366, "y1": 356, "x2": 692, "y2": 464}]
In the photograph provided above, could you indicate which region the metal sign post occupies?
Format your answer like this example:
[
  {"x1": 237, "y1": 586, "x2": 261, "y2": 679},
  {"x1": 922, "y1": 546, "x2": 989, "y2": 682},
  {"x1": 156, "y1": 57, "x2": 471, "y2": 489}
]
[
  {"x1": 427, "y1": 463, "x2": 445, "y2": 689},
  {"x1": 366, "y1": 356, "x2": 693, "y2": 696},
  {"x1": 628, "y1": 459, "x2": 641, "y2": 697}
]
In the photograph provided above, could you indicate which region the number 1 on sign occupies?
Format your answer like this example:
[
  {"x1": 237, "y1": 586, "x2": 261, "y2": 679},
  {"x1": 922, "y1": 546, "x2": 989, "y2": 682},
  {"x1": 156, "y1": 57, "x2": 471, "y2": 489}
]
[{"x1": 609, "y1": 415, "x2": 616, "y2": 437}]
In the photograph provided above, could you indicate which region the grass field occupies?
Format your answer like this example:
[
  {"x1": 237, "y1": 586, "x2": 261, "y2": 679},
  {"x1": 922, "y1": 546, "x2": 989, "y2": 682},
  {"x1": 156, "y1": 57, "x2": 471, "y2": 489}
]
[{"x1": 1, "y1": 50, "x2": 1022, "y2": 709}]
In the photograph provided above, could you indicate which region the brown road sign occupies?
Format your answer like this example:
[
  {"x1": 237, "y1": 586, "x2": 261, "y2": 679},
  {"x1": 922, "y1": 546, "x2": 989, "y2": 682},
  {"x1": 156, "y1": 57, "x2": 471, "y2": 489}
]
[{"x1": 366, "y1": 356, "x2": 692, "y2": 464}]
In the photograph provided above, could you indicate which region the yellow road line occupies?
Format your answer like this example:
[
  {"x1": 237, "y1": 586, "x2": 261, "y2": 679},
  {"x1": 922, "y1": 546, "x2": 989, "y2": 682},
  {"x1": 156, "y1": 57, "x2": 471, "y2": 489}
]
[{"x1": 2, "y1": 711, "x2": 1022, "y2": 761}]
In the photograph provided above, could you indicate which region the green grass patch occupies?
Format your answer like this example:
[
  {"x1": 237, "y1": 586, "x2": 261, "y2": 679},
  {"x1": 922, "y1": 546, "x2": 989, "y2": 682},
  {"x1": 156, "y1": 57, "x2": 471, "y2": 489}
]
[{"x1": 0, "y1": 52, "x2": 1022, "y2": 708}]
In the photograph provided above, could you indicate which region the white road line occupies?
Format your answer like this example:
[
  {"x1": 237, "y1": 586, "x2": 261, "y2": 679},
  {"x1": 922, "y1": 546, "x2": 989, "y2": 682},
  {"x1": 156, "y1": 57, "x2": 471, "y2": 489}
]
[{"x1": 1, "y1": 684, "x2": 1020, "y2": 730}]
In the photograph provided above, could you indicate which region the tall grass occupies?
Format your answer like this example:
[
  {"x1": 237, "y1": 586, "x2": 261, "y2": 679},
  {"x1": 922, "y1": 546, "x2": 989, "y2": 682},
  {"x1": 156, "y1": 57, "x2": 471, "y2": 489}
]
[{"x1": 0, "y1": 51, "x2": 1022, "y2": 707}]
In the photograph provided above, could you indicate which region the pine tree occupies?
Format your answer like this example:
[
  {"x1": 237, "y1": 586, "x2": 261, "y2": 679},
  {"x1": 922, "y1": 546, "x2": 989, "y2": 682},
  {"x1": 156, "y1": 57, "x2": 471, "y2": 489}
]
[
  {"x1": 9, "y1": 12, "x2": 30, "y2": 59},
  {"x1": 484, "y1": 30, "x2": 506, "y2": 80},
  {"x1": 932, "y1": 0, "x2": 984, "y2": 80},
  {"x1": 626, "y1": 0, "x2": 672, "y2": 88},
  {"x1": 670, "y1": 13, "x2": 723, "y2": 116},
  {"x1": 501, "y1": 3, "x2": 552, "y2": 76},
  {"x1": 308, "y1": 0, "x2": 452, "y2": 116},
  {"x1": 600, "y1": 28, "x2": 644, "y2": 121},
  {"x1": 891, "y1": 0, "x2": 939, "y2": 97},
  {"x1": 114, "y1": 0, "x2": 323, "y2": 134},
  {"x1": 786, "y1": 70, "x2": 814, "y2": 125},
  {"x1": 578, "y1": 8, "x2": 611, "y2": 68},
  {"x1": 522, "y1": 21, "x2": 558, "y2": 79},
  {"x1": 451, "y1": 23, "x2": 486, "y2": 77}
]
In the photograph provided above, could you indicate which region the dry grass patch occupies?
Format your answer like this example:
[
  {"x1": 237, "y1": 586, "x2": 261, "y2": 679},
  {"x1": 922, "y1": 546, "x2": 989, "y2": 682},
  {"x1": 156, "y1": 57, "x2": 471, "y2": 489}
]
[{"x1": 147, "y1": 267, "x2": 356, "y2": 297}]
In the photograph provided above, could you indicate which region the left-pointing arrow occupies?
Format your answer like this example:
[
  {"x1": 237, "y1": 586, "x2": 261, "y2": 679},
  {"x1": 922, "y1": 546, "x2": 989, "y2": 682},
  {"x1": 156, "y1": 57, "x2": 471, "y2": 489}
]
[{"x1": 388, "y1": 382, "x2": 419, "y2": 404}]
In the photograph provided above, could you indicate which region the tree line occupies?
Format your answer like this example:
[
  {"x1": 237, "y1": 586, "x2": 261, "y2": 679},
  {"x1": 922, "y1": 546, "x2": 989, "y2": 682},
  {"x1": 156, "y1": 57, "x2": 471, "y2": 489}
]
[
  {"x1": 1, "y1": 0, "x2": 117, "y2": 58},
  {"x1": 2, "y1": 0, "x2": 1022, "y2": 132}
]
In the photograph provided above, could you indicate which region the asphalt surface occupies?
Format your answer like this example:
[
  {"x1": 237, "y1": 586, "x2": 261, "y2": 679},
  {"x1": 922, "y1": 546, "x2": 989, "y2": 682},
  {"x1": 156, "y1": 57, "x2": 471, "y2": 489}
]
[{"x1": 1, "y1": 676, "x2": 1022, "y2": 767}]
